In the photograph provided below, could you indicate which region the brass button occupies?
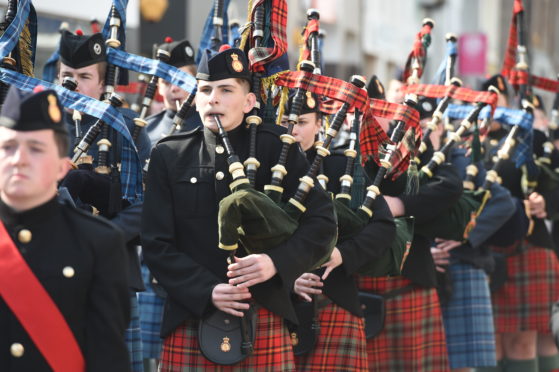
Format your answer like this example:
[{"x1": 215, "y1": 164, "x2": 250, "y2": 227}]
[
  {"x1": 190, "y1": 177, "x2": 197, "y2": 184},
  {"x1": 10, "y1": 343, "x2": 24, "y2": 357},
  {"x1": 215, "y1": 171, "x2": 225, "y2": 180},
  {"x1": 17, "y1": 229, "x2": 32, "y2": 244},
  {"x1": 63, "y1": 266, "x2": 75, "y2": 278},
  {"x1": 490, "y1": 139, "x2": 498, "y2": 146},
  {"x1": 215, "y1": 145, "x2": 225, "y2": 154}
]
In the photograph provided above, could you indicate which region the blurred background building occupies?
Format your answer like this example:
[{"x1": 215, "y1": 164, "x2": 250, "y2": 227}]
[{"x1": 1, "y1": 0, "x2": 557, "y2": 103}]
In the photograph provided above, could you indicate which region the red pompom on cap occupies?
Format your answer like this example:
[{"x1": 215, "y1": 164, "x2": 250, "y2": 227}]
[
  {"x1": 33, "y1": 85, "x2": 45, "y2": 93},
  {"x1": 75, "y1": 29, "x2": 83, "y2": 36},
  {"x1": 164, "y1": 36, "x2": 173, "y2": 43},
  {"x1": 218, "y1": 44, "x2": 231, "y2": 52}
]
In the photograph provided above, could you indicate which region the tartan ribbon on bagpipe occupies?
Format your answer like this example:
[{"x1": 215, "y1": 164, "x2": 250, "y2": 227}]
[
  {"x1": 274, "y1": 70, "x2": 420, "y2": 177},
  {"x1": 246, "y1": 0, "x2": 288, "y2": 73},
  {"x1": 368, "y1": 99, "x2": 421, "y2": 132},
  {"x1": 275, "y1": 70, "x2": 369, "y2": 109},
  {"x1": 321, "y1": 95, "x2": 421, "y2": 178},
  {"x1": 509, "y1": 70, "x2": 559, "y2": 93},
  {"x1": 403, "y1": 22, "x2": 434, "y2": 84},
  {"x1": 106, "y1": 48, "x2": 197, "y2": 95},
  {"x1": 501, "y1": 0, "x2": 524, "y2": 81},
  {"x1": 0, "y1": 68, "x2": 143, "y2": 201},
  {"x1": 0, "y1": 0, "x2": 31, "y2": 59},
  {"x1": 299, "y1": 17, "x2": 319, "y2": 62},
  {"x1": 403, "y1": 83, "x2": 498, "y2": 113},
  {"x1": 365, "y1": 99, "x2": 422, "y2": 178},
  {"x1": 444, "y1": 103, "x2": 534, "y2": 169}
]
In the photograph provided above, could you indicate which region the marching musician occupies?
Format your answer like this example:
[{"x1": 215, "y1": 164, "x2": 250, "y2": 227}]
[
  {"x1": 358, "y1": 76, "x2": 460, "y2": 371},
  {"x1": 57, "y1": 30, "x2": 151, "y2": 169},
  {"x1": 479, "y1": 75, "x2": 559, "y2": 371},
  {"x1": 145, "y1": 38, "x2": 202, "y2": 147},
  {"x1": 0, "y1": 87, "x2": 130, "y2": 371},
  {"x1": 280, "y1": 91, "x2": 396, "y2": 370},
  {"x1": 56, "y1": 29, "x2": 151, "y2": 372},
  {"x1": 141, "y1": 47, "x2": 336, "y2": 370},
  {"x1": 139, "y1": 37, "x2": 203, "y2": 369},
  {"x1": 422, "y1": 104, "x2": 516, "y2": 371}
]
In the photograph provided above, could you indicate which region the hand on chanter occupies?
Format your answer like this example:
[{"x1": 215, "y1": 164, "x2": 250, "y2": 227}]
[
  {"x1": 320, "y1": 247, "x2": 343, "y2": 280},
  {"x1": 227, "y1": 254, "x2": 277, "y2": 288},
  {"x1": 211, "y1": 283, "x2": 252, "y2": 317},
  {"x1": 294, "y1": 272, "x2": 323, "y2": 302}
]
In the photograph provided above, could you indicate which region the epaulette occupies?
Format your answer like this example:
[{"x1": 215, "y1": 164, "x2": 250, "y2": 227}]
[{"x1": 157, "y1": 125, "x2": 202, "y2": 145}]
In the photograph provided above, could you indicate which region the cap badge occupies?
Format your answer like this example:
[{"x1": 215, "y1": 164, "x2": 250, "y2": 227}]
[
  {"x1": 185, "y1": 46, "x2": 194, "y2": 57},
  {"x1": 230, "y1": 53, "x2": 244, "y2": 73},
  {"x1": 47, "y1": 94, "x2": 61, "y2": 123},
  {"x1": 93, "y1": 42, "x2": 102, "y2": 55},
  {"x1": 306, "y1": 91, "x2": 316, "y2": 109}
]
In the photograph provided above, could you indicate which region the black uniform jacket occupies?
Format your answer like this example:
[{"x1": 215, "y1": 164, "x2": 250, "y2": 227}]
[
  {"x1": 65, "y1": 109, "x2": 150, "y2": 291},
  {"x1": 0, "y1": 197, "x2": 131, "y2": 372},
  {"x1": 142, "y1": 122, "x2": 336, "y2": 337},
  {"x1": 368, "y1": 159, "x2": 463, "y2": 288},
  {"x1": 311, "y1": 150, "x2": 396, "y2": 316}
]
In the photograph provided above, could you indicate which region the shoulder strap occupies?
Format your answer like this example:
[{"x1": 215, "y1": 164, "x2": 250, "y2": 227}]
[{"x1": 0, "y1": 222, "x2": 85, "y2": 372}]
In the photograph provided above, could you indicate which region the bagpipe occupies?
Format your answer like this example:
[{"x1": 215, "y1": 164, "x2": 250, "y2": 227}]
[
  {"x1": 389, "y1": 16, "x2": 540, "y2": 244},
  {"x1": 343, "y1": 20, "x2": 438, "y2": 277},
  {"x1": 61, "y1": 4, "x2": 128, "y2": 217},
  {"x1": 0, "y1": 0, "x2": 36, "y2": 108},
  {"x1": 472, "y1": 0, "x2": 559, "y2": 243},
  {"x1": 199, "y1": 1, "x2": 310, "y2": 365},
  {"x1": 0, "y1": 0, "x2": 213, "y2": 213},
  {"x1": 416, "y1": 92, "x2": 498, "y2": 242}
]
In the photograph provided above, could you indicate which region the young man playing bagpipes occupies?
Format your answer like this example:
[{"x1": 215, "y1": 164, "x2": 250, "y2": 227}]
[
  {"x1": 141, "y1": 46, "x2": 336, "y2": 370},
  {"x1": 56, "y1": 29, "x2": 151, "y2": 372},
  {"x1": 280, "y1": 89, "x2": 396, "y2": 371}
]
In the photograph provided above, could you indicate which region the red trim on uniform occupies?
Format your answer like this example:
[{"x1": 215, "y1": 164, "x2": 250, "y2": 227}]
[{"x1": 0, "y1": 222, "x2": 85, "y2": 372}]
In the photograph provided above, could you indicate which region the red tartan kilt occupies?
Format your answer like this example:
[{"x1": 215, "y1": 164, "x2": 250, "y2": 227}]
[
  {"x1": 491, "y1": 242, "x2": 559, "y2": 333},
  {"x1": 294, "y1": 302, "x2": 368, "y2": 371},
  {"x1": 356, "y1": 275, "x2": 450, "y2": 372},
  {"x1": 159, "y1": 307, "x2": 295, "y2": 371}
]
